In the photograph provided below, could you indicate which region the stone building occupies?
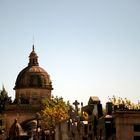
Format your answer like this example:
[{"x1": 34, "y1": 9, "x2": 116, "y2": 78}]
[
  {"x1": 97, "y1": 104, "x2": 140, "y2": 140},
  {"x1": 55, "y1": 97, "x2": 140, "y2": 140},
  {"x1": 85, "y1": 98, "x2": 140, "y2": 140},
  {"x1": 0, "y1": 45, "x2": 53, "y2": 139}
]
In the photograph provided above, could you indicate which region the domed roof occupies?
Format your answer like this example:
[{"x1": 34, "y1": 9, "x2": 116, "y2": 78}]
[{"x1": 14, "y1": 45, "x2": 53, "y2": 90}]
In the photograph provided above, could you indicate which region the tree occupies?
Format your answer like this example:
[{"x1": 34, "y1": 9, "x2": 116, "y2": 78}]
[
  {"x1": 0, "y1": 86, "x2": 11, "y2": 112},
  {"x1": 38, "y1": 96, "x2": 70, "y2": 129},
  {"x1": 108, "y1": 95, "x2": 140, "y2": 110}
]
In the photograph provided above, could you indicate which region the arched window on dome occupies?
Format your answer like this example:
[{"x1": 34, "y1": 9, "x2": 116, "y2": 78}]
[{"x1": 29, "y1": 75, "x2": 42, "y2": 87}]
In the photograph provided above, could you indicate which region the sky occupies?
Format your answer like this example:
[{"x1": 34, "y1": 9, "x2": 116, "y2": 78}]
[{"x1": 0, "y1": 0, "x2": 140, "y2": 106}]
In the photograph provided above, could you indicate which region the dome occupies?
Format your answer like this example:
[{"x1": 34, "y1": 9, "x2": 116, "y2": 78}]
[
  {"x1": 14, "y1": 45, "x2": 53, "y2": 90},
  {"x1": 14, "y1": 66, "x2": 52, "y2": 89}
]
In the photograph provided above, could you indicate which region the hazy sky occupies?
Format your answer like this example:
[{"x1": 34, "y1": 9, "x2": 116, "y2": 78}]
[{"x1": 0, "y1": 0, "x2": 140, "y2": 106}]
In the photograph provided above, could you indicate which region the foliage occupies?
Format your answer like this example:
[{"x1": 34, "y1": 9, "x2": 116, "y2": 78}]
[
  {"x1": 39, "y1": 96, "x2": 70, "y2": 128},
  {"x1": 108, "y1": 95, "x2": 140, "y2": 110},
  {"x1": 0, "y1": 86, "x2": 12, "y2": 112}
]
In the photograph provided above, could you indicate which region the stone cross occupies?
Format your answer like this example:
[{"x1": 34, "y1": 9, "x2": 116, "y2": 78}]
[{"x1": 73, "y1": 100, "x2": 80, "y2": 115}]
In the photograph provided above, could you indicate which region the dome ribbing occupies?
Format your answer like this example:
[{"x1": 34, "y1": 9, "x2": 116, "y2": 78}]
[{"x1": 14, "y1": 45, "x2": 53, "y2": 90}]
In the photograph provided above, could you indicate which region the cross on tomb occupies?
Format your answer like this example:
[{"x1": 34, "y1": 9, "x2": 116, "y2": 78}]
[{"x1": 73, "y1": 100, "x2": 80, "y2": 115}]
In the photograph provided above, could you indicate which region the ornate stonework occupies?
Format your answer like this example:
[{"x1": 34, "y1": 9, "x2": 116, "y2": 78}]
[
  {"x1": 14, "y1": 45, "x2": 53, "y2": 104},
  {"x1": 1, "y1": 45, "x2": 53, "y2": 138}
]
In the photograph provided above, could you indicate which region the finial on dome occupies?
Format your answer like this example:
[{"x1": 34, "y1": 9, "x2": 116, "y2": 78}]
[
  {"x1": 28, "y1": 44, "x2": 39, "y2": 66},
  {"x1": 32, "y1": 44, "x2": 35, "y2": 52},
  {"x1": 2, "y1": 84, "x2": 5, "y2": 91},
  {"x1": 32, "y1": 34, "x2": 35, "y2": 51}
]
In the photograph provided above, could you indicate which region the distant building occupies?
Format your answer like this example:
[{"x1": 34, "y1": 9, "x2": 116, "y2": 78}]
[
  {"x1": 84, "y1": 98, "x2": 140, "y2": 140},
  {"x1": 0, "y1": 45, "x2": 53, "y2": 138},
  {"x1": 55, "y1": 97, "x2": 140, "y2": 140},
  {"x1": 97, "y1": 104, "x2": 140, "y2": 140}
]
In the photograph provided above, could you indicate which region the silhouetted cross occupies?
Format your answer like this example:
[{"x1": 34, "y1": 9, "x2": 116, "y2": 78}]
[{"x1": 73, "y1": 100, "x2": 80, "y2": 115}]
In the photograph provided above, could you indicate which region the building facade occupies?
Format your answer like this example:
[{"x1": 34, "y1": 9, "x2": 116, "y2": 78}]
[
  {"x1": 0, "y1": 45, "x2": 53, "y2": 139},
  {"x1": 55, "y1": 97, "x2": 140, "y2": 140}
]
